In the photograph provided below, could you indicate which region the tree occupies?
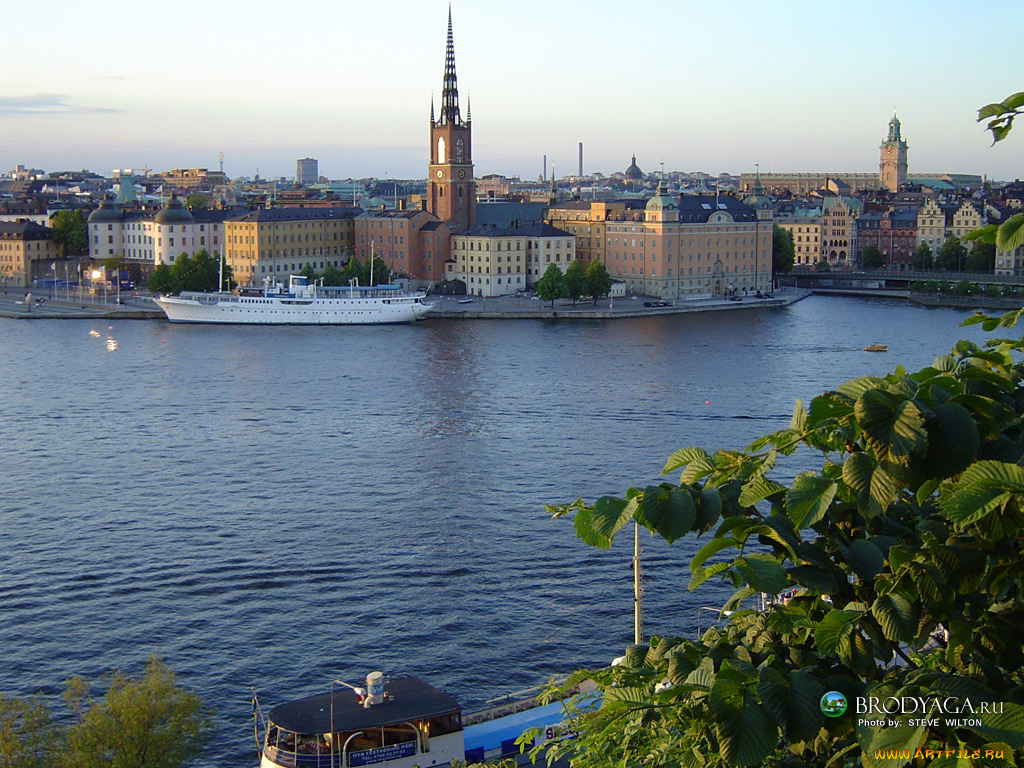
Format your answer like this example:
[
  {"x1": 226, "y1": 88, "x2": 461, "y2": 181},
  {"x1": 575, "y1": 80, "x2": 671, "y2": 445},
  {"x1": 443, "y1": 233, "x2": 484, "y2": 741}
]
[
  {"x1": 535, "y1": 263, "x2": 564, "y2": 307},
  {"x1": 771, "y1": 225, "x2": 794, "y2": 275},
  {"x1": 184, "y1": 194, "x2": 209, "y2": 210},
  {"x1": 64, "y1": 656, "x2": 210, "y2": 768},
  {"x1": 813, "y1": 258, "x2": 830, "y2": 272},
  {"x1": 912, "y1": 242, "x2": 933, "y2": 270},
  {"x1": 147, "y1": 264, "x2": 173, "y2": 294},
  {"x1": 938, "y1": 236, "x2": 968, "y2": 272},
  {"x1": 972, "y1": 93, "x2": 1024, "y2": 253},
  {"x1": 536, "y1": 310, "x2": 1024, "y2": 768},
  {"x1": 585, "y1": 259, "x2": 613, "y2": 304},
  {"x1": 966, "y1": 240, "x2": 996, "y2": 273},
  {"x1": 860, "y1": 245, "x2": 885, "y2": 269},
  {"x1": 50, "y1": 210, "x2": 87, "y2": 257},
  {"x1": 0, "y1": 694, "x2": 56, "y2": 768},
  {"x1": 563, "y1": 260, "x2": 587, "y2": 305},
  {"x1": 298, "y1": 263, "x2": 318, "y2": 282},
  {"x1": 321, "y1": 265, "x2": 345, "y2": 286}
]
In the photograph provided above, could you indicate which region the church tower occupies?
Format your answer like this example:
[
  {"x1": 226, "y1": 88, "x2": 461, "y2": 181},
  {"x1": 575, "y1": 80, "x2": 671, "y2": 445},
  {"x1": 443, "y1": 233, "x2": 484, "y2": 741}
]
[
  {"x1": 879, "y1": 112, "x2": 908, "y2": 193},
  {"x1": 427, "y1": 8, "x2": 475, "y2": 228}
]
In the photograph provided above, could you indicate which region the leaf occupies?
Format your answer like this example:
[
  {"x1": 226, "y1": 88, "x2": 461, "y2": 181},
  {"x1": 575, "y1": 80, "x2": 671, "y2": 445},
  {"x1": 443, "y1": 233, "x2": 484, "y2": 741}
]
[
  {"x1": 858, "y1": 717, "x2": 927, "y2": 768},
  {"x1": 842, "y1": 539, "x2": 886, "y2": 581},
  {"x1": 662, "y1": 447, "x2": 709, "y2": 475},
  {"x1": 855, "y1": 391, "x2": 929, "y2": 480},
  {"x1": 691, "y1": 535, "x2": 742, "y2": 573},
  {"x1": 689, "y1": 561, "x2": 733, "y2": 591},
  {"x1": 738, "y1": 476, "x2": 786, "y2": 507},
  {"x1": 939, "y1": 460, "x2": 1024, "y2": 525},
  {"x1": 972, "y1": 703, "x2": 1024, "y2": 748},
  {"x1": 708, "y1": 663, "x2": 778, "y2": 767},
  {"x1": 695, "y1": 488, "x2": 723, "y2": 531},
  {"x1": 843, "y1": 452, "x2": 897, "y2": 518},
  {"x1": 786, "y1": 473, "x2": 837, "y2": 530},
  {"x1": 871, "y1": 593, "x2": 919, "y2": 642},
  {"x1": 639, "y1": 485, "x2": 696, "y2": 543},
  {"x1": 756, "y1": 667, "x2": 823, "y2": 743},
  {"x1": 733, "y1": 554, "x2": 788, "y2": 595},
  {"x1": 575, "y1": 496, "x2": 636, "y2": 547},
  {"x1": 790, "y1": 565, "x2": 839, "y2": 594},
  {"x1": 1003, "y1": 91, "x2": 1024, "y2": 111},
  {"x1": 924, "y1": 401, "x2": 980, "y2": 479},
  {"x1": 996, "y1": 212, "x2": 1024, "y2": 252},
  {"x1": 813, "y1": 609, "x2": 862, "y2": 656}
]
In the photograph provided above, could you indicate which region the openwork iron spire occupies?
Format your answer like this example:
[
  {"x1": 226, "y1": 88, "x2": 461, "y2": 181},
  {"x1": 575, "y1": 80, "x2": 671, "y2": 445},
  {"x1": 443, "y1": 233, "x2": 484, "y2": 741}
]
[{"x1": 440, "y1": 6, "x2": 461, "y2": 125}]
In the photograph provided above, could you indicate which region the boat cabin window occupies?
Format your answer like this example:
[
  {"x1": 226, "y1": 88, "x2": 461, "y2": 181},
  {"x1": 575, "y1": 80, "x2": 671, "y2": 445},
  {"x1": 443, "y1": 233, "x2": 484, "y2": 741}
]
[{"x1": 424, "y1": 712, "x2": 461, "y2": 736}]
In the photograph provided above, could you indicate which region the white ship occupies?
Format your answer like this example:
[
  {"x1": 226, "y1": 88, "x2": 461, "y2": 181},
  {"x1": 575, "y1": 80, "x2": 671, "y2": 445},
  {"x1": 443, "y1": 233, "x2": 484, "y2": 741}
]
[{"x1": 155, "y1": 276, "x2": 434, "y2": 325}]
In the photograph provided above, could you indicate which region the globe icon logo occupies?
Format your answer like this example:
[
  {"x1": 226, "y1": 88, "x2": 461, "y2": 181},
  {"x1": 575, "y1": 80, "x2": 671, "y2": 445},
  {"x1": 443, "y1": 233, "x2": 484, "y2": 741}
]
[{"x1": 820, "y1": 691, "x2": 848, "y2": 717}]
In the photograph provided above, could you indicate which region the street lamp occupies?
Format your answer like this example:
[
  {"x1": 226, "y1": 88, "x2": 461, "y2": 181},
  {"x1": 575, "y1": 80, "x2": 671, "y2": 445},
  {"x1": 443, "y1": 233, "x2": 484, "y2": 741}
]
[{"x1": 91, "y1": 269, "x2": 106, "y2": 304}]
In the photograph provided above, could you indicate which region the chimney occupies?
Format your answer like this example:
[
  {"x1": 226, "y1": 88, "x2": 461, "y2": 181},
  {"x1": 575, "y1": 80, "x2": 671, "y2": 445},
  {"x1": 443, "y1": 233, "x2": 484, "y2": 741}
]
[{"x1": 579, "y1": 142, "x2": 583, "y2": 178}]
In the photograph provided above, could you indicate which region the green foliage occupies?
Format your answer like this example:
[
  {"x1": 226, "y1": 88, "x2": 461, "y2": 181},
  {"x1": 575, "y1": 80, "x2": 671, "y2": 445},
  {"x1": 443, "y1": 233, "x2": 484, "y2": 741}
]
[
  {"x1": 0, "y1": 694, "x2": 56, "y2": 768},
  {"x1": 585, "y1": 259, "x2": 612, "y2": 303},
  {"x1": 321, "y1": 265, "x2": 345, "y2": 286},
  {"x1": 967, "y1": 241, "x2": 996, "y2": 273},
  {"x1": 938, "y1": 237, "x2": 968, "y2": 272},
  {"x1": 563, "y1": 260, "x2": 587, "y2": 305},
  {"x1": 912, "y1": 242, "x2": 933, "y2": 270},
  {"x1": 50, "y1": 209, "x2": 88, "y2": 256},
  {"x1": 541, "y1": 317, "x2": 1024, "y2": 768},
  {"x1": 951, "y1": 278, "x2": 972, "y2": 296},
  {"x1": 977, "y1": 91, "x2": 1024, "y2": 144},
  {"x1": 861, "y1": 245, "x2": 885, "y2": 270},
  {"x1": 298, "y1": 263, "x2": 318, "y2": 282},
  {"x1": 146, "y1": 250, "x2": 228, "y2": 295},
  {"x1": 771, "y1": 225, "x2": 794, "y2": 274},
  {"x1": 184, "y1": 194, "x2": 209, "y2": 210},
  {"x1": 341, "y1": 256, "x2": 390, "y2": 288},
  {"x1": 63, "y1": 656, "x2": 210, "y2": 768},
  {"x1": 813, "y1": 259, "x2": 830, "y2": 273},
  {"x1": 535, "y1": 263, "x2": 565, "y2": 306}
]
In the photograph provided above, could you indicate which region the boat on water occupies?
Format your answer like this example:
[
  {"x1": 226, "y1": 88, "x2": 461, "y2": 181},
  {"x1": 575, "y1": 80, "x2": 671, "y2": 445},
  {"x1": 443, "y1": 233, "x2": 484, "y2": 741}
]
[
  {"x1": 255, "y1": 671, "x2": 592, "y2": 768},
  {"x1": 155, "y1": 276, "x2": 434, "y2": 325},
  {"x1": 863, "y1": 343, "x2": 888, "y2": 352}
]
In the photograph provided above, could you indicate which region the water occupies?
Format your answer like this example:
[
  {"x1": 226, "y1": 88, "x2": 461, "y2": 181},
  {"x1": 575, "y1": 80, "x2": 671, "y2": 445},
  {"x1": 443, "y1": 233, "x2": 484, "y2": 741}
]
[{"x1": 0, "y1": 296, "x2": 988, "y2": 765}]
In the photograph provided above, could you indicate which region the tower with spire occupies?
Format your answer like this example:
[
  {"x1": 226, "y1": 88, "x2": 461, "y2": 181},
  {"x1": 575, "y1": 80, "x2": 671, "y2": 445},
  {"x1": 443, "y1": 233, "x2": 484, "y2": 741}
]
[
  {"x1": 427, "y1": 6, "x2": 475, "y2": 228},
  {"x1": 879, "y1": 111, "x2": 908, "y2": 193}
]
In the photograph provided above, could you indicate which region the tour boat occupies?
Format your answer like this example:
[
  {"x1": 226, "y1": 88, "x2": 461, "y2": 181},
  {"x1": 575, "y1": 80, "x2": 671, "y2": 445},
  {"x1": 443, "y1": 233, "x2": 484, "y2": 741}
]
[
  {"x1": 255, "y1": 672, "x2": 593, "y2": 768},
  {"x1": 862, "y1": 343, "x2": 888, "y2": 352},
  {"x1": 155, "y1": 276, "x2": 434, "y2": 325}
]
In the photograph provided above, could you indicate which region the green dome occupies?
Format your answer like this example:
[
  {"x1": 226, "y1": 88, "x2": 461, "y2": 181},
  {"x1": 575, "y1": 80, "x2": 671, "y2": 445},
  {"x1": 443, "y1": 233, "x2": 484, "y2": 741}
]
[
  {"x1": 88, "y1": 201, "x2": 122, "y2": 223},
  {"x1": 154, "y1": 194, "x2": 194, "y2": 225},
  {"x1": 645, "y1": 181, "x2": 676, "y2": 211}
]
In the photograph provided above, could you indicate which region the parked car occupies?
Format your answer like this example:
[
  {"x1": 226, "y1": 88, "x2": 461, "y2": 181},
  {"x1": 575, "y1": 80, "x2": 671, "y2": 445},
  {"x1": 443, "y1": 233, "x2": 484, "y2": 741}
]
[{"x1": 643, "y1": 300, "x2": 669, "y2": 307}]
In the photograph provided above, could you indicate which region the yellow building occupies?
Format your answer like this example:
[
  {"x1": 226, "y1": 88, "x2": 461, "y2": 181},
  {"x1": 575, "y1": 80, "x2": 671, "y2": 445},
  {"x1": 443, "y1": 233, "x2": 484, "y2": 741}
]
[
  {"x1": 447, "y1": 223, "x2": 573, "y2": 296},
  {"x1": 951, "y1": 201, "x2": 984, "y2": 239},
  {"x1": 776, "y1": 212, "x2": 821, "y2": 267},
  {"x1": 224, "y1": 208, "x2": 359, "y2": 286},
  {"x1": 543, "y1": 200, "x2": 645, "y2": 267},
  {"x1": 0, "y1": 221, "x2": 62, "y2": 288}
]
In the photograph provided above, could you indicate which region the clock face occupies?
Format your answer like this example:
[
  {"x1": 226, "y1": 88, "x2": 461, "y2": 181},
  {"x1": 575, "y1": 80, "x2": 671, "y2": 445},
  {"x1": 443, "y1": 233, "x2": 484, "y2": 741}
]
[
  {"x1": 436, "y1": 170, "x2": 443, "y2": 179},
  {"x1": 458, "y1": 169, "x2": 466, "y2": 180}
]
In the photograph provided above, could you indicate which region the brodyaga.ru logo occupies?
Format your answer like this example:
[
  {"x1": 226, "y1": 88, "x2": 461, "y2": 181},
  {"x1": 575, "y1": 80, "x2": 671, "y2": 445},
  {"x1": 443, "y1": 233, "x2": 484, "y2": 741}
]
[
  {"x1": 856, "y1": 695, "x2": 1004, "y2": 728},
  {"x1": 820, "y1": 691, "x2": 848, "y2": 718}
]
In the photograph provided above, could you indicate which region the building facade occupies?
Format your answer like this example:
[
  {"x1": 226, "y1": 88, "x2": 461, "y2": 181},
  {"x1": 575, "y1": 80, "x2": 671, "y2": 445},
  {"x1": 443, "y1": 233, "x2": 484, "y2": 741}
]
[
  {"x1": 916, "y1": 198, "x2": 947, "y2": 252},
  {"x1": 0, "y1": 221, "x2": 61, "y2": 288},
  {"x1": 603, "y1": 185, "x2": 770, "y2": 298},
  {"x1": 776, "y1": 210, "x2": 821, "y2": 267},
  {"x1": 857, "y1": 208, "x2": 917, "y2": 268},
  {"x1": 820, "y1": 196, "x2": 860, "y2": 266},
  {"x1": 296, "y1": 158, "x2": 318, "y2": 187},
  {"x1": 426, "y1": 9, "x2": 475, "y2": 229},
  {"x1": 354, "y1": 208, "x2": 449, "y2": 283},
  {"x1": 446, "y1": 222, "x2": 573, "y2": 296},
  {"x1": 543, "y1": 199, "x2": 645, "y2": 267},
  {"x1": 225, "y1": 207, "x2": 359, "y2": 286}
]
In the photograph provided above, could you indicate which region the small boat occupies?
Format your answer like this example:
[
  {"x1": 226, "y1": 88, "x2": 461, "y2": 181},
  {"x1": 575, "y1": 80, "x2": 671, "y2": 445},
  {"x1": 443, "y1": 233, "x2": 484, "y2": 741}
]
[
  {"x1": 863, "y1": 343, "x2": 888, "y2": 352},
  {"x1": 255, "y1": 672, "x2": 592, "y2": 768},
  {"x1": 155, "y1": 275, "x2": 434, "y2": 325}
]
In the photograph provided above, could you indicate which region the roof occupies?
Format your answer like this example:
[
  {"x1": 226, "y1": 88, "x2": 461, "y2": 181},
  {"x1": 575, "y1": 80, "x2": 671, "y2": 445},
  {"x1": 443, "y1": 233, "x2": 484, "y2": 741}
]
[
  {"x1": 675, "y1": 195, "x2": 756, "y2": 223},
  {"x1": 153, "y1": 195, "x2": 194, "y2": 224},
  {"x1": 451, "y1": 222, "x2": 571, "y2": 238},
  {"x1": 88, "y1": 201, "x2": 122, "y2": 223},
  {"x1": 0, "y1": 221, "x2": 52, "y2": 239},
  {"x1": 267, "y1": 677, "x2": 460, "y2": 735},
  {"x1": 231, "y1": 207, "x2": 364, "y2": 223}
]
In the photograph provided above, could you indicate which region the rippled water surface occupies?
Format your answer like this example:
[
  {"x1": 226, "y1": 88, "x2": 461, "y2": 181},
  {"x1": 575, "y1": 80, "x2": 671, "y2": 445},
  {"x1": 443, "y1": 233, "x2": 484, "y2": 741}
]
[{"x1": 0, "y1": 296, "x2": 986, "y2": 765}]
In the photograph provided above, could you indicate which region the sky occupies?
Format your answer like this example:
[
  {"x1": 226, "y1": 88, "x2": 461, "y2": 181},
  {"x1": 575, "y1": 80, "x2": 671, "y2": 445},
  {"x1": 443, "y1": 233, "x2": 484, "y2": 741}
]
[{"x1": 1, "y1": 0, "x2": 1022, "y2": 182}]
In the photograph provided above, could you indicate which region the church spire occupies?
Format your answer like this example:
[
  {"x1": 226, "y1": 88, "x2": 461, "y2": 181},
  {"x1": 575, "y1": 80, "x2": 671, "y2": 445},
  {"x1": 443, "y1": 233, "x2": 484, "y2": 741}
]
[{"x1": 440, "y1": 5, "x2": 461, "y2": 125}]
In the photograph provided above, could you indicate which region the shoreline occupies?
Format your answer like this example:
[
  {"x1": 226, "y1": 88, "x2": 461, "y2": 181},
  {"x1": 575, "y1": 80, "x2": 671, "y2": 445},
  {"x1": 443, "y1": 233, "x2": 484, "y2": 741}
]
[{"x1": 0, "y1": 288, "x2": 812, "y2": 321}]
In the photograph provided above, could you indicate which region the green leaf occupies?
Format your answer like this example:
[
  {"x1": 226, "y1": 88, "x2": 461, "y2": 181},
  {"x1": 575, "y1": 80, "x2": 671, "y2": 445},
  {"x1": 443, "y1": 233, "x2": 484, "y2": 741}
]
[
  {"x1": 691, "y1": 535, "x2": 742, "y2": 573},
  {"x1": 996, "y1": 212, "x2": 1024, "y2": 252},
  {"x1": 871, "y1": 593, "x2": 919, "y2": 642},
  {"x1": 576, "y1": 496, "x2": 636, "y2": 547},
  {"x1": 790, "y1": 565, "x2": 839, "y2": 594},
  {"x1": 1002, "y1": 91, "x2": 1024, "y2": 110},
  {"x1": 789, "y1": 399, "x2": 806, "y2": 431},
  {"x1": 786, "y1": 473, "x2": 837, "y2": 530},
  {"x1": 756, "y1": 667, "x2": 823, "y2": 743},
  {"x1": 835, "y1": 376, "x2": 885, "y2": 401},
  {"x1": 639, "y1": 485, "x2": 696, "y2": 543},
  {"x1": 690, "y1": 561, "x2": 733, "y2": 591},
  {"x1": 858, "y1": 717, "x2": 927, "y2": 768},
  {"x1": 843, "y1": 452, "x2": 897, "y2": 518},
  {"x1": 855, "y1": 391, "x2": 929, "y2": 480},
  {"x1": 973, "y1": 703, "x2": 1024, "y2": 748},
  {"x1": 939, "y1": 460, "x2": 1024, "y2": 525},
  {"x1": 695, "y1": 488, "x2": 723, "y2": 531},
  {"x1": 978, "y1": 102, "x2": 1007, "y2": 121},
  {"x1": 813, "y1": 609, "x2": 862, "y2": 656},
  {"x1": 738, "y1": 476, "x2": 786, "y2": 507},
  {"x1": 924, "y1": 401, "x2": 980, "y2": 479},
  {"x1": 734, "y1": 554, "x2": 788, "y2": 594},
  {"x1": 842, "y1": 539, "x2": 886, "y2": 581},
  {"x1": 662, "y1": 447, "x2": 709, "y2": 475},
  {"x1": 708, "y1": 663, "x2": 778, "y2": 766}
]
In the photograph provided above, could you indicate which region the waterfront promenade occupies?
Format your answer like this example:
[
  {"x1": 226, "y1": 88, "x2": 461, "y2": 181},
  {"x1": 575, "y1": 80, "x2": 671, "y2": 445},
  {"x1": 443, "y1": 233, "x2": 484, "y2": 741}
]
[{"x1": 0, "y1": 287, "x2": 810, "y2": 321}]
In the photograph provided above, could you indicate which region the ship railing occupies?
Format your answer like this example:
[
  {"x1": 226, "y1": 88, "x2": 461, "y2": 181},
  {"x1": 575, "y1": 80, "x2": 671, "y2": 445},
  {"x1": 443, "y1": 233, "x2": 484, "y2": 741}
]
[{"x1": 463, "y1": 678, "x2": 586, "y2": 726}]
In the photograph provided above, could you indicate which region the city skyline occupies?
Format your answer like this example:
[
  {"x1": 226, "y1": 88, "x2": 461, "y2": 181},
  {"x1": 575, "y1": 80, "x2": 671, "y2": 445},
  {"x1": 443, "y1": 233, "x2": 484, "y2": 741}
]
[{"x1": 2, "y1": 0, "x2": 1022, "y2": 182}]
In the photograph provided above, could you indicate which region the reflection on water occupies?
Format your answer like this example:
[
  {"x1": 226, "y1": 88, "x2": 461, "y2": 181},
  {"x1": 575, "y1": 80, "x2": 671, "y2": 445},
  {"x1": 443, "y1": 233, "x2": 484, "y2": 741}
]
[{"x1": 0, "y1": 297, "x2": 985, "y2": 766}]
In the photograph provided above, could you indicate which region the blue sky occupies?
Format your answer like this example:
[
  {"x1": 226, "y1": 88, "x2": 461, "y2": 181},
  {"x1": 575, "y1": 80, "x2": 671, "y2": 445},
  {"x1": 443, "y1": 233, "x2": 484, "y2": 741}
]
[{"x1": 1, "y1": 0, "x2": 1021, "y2": 181}]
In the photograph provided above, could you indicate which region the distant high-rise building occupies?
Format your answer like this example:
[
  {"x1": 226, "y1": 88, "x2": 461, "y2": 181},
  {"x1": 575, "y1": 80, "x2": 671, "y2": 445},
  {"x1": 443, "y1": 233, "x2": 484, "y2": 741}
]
[
  {"x1": 879, "y1": 113, "x2": 908, "y2": 193},
  {"x1": 426, "y1": 7, "x2": 475, "y2": 228},
  {"x1": 297, "y1": 158, "x2": 319, "y2": 187}
]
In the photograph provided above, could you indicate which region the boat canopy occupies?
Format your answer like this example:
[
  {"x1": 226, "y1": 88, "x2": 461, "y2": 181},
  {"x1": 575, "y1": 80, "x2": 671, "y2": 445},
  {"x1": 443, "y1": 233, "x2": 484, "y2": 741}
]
[{"x1": 267, "y1": 677, "x2": 460, "y2": 735}]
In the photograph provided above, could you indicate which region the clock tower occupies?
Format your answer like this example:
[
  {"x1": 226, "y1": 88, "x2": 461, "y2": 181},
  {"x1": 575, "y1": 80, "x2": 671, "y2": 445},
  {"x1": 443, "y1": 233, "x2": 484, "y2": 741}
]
[
  {"x1": 879, "y1": 112, "x2": 908, "y2": 193},
  {"x1": 427, "y1": 8, "x2": 475, "y2": 228}
]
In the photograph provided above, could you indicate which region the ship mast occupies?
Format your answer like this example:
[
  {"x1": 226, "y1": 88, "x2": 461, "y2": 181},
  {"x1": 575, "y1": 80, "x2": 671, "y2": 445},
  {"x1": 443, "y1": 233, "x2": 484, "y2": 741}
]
[{"x1": 633, "y1": 520, "x2": 643, "y2": 644}]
